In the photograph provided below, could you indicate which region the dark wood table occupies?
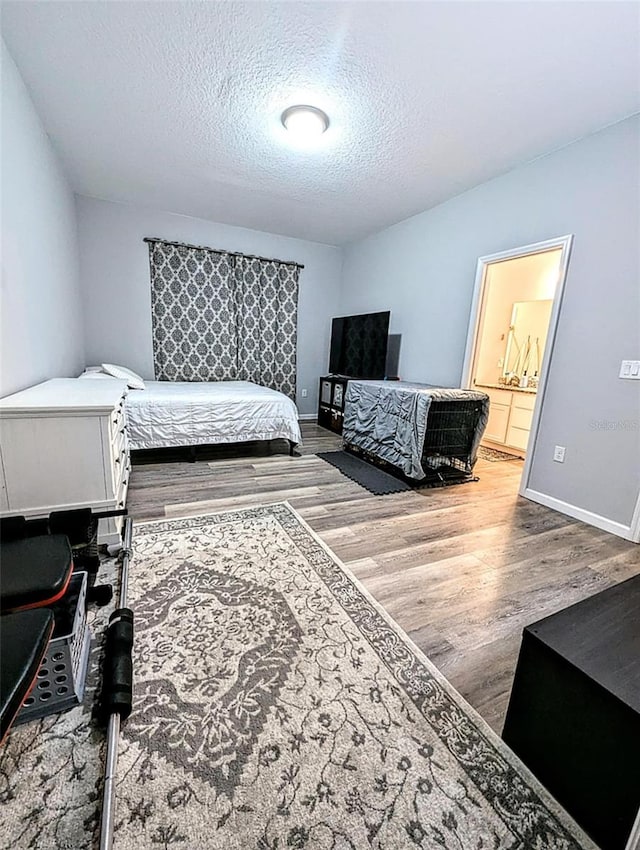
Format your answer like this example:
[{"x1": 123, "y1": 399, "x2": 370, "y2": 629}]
[{"x1": 503, "y1": 572, "x2": 640, "y2": 850}]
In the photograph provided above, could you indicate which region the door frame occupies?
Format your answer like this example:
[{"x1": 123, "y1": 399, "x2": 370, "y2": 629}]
[
  {"x1": 630, "y1": 490, "x2": 640, "y2": 543},
  {"x1": 461, "y1": 234, "x2": 574, "y2": 497}
]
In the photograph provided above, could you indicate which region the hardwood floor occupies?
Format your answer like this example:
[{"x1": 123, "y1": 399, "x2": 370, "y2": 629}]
[{"x1": 127, "y1": 422, "x2": 639, "y2": 733}]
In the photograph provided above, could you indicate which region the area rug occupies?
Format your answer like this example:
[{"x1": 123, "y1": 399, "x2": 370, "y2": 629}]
[
  {"x1": 478, "y1": 446, "x2": 522, "y2": 462},
  {"x1": 108, "y1": 503, "x2": 591, "y2": 850},
  {"x1": 317, "y1": 450, "x2": 411, "y2": 494}
]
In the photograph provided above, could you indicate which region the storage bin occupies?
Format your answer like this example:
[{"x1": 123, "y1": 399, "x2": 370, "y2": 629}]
[{"x1": 17, "y1": 571, "x2": 91, "y2": 723}]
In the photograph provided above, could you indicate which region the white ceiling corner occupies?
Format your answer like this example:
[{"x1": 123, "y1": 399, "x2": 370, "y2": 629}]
[{"x1": 2, "y1": 1, "x2": 639, "y2": 245}]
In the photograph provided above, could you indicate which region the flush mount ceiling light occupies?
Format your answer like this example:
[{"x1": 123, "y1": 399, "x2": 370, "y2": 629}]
[{"x1": 281, "y1": 105, "x2": 330, "y2": 139}]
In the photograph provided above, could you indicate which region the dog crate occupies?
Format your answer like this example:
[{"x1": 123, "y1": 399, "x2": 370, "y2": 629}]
[
  {"x1": 345, "y1": 398, "x2": 487, "y2": 488},
  {"x1": 420, "y1": 398, "x2": 487, "y2": 483},
  {"x1": 17, "y1": 571, "x2": 91, "y2": 723}
]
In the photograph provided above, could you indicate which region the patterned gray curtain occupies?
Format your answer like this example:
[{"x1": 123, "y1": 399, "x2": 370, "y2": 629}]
[
  {"x1": 148, "y1": 240, "x2": 300, "y2": 398},
  {"x1": 235, "y1": 257, "x2": 299, "y2": 400}
]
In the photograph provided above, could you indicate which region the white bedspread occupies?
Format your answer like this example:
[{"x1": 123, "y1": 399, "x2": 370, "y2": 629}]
[{"x1": 124, "y1": 381, "x2": 301, "y2": 451}]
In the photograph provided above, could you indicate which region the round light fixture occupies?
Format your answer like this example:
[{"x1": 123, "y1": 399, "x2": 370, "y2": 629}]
[{"x1": 281, "y1": 105, "x2": 329, "y2": 139}]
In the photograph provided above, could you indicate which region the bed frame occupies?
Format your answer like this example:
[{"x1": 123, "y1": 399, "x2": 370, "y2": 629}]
[{"x1": 131, "y1": 437, "x2": 300, "y2": 465}]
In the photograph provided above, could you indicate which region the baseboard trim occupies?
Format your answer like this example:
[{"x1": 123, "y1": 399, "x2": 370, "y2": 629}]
[
  {"x1": 523, "y1": 488, "x2": 635, "y2": 542},
  {"x1": 298, "y1": 414, "x2": 317, "y2": 421}
]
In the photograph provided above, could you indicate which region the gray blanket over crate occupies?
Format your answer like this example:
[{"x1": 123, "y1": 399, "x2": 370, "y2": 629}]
[{"x1": 343, "y1": 381, "x2": 490, "y2": 480}]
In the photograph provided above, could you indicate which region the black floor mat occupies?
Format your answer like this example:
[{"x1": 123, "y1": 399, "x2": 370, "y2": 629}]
[{"x1": 316, "y1": 451, "x2": 411, "y2": 495}]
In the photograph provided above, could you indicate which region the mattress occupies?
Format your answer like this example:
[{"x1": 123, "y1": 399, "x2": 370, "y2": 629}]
[{"x1": 124, "y1": 381, "x2": 302, "y2": 451}]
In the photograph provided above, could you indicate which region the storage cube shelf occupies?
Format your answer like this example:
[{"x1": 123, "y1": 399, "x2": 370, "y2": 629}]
[{"x1": 318, "y1": 375, "x2": 350, "y2": 434}]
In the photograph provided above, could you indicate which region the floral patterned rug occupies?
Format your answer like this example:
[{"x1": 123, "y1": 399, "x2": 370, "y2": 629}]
[
  {"x1": 0, "y1": 504, "x2": 593, "y2": 849},
  {"x1": 117, "y1": 504, "x2": 591, "y2": 850}
]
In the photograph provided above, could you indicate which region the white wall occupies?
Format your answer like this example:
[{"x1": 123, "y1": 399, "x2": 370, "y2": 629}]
[
  {"x1": 76, "y1": 196, "x2": 342, "y2": 415},
  {"x1": 340, "y1": 116, "x2": 640, "y2": 530},
  {"x1": 1, "y1": 39, "x2": 84, "y2": 396}
]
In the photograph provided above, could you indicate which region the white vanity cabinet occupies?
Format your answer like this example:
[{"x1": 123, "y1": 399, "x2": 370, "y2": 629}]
[
  {"x1": 0, "y1": 378, "x2": 130, "y2": 543},
  {"x1": 484, "y1": 388, "x2": 512, "y2": 443},
  {"x1": 481, "y1": 386, "x2": 537, "y2": 455},
  {"x1": 505, "y1": 391, "x2": 537, "y2": 451}
]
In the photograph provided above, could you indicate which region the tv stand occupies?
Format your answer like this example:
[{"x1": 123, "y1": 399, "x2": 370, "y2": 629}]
[{"x1": 318, "y1": 375, "x2": 352, "y2": 434}]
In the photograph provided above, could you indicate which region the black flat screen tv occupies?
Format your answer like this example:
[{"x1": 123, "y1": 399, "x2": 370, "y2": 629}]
[{"x1": 329, "y1": 311, "x2": 391, "y2": 379}]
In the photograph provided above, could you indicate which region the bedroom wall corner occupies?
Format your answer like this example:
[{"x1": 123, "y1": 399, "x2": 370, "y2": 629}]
[
  {"x1": 76, "y1": 196, "x2": 343, "y2": 415},
  {"x1": 1, "y1": 38, "x2": 84, "y2": 397}
]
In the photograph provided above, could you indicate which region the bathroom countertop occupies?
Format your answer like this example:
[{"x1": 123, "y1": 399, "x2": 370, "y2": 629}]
[{"x1": 475, "y1": 382, "x2": 538, "y2": 395}]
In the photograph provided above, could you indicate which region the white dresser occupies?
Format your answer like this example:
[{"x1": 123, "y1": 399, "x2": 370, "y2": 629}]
[{"x1": 0, "y1": 378, "x2": 130, "y2": 543}]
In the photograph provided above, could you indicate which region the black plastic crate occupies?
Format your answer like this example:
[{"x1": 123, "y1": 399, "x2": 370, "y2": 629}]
[{"x1": 17, "y1": 571, "x2": 91, "y2": 723}]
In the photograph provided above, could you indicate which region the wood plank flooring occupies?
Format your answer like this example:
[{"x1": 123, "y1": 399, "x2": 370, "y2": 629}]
[{"x1": 127, "y1": 422, "x2": 639, "y2": 733}]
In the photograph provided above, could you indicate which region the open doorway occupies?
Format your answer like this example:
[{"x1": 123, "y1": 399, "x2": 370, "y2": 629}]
[{"x1": 462, "y1": 236, "x2": 573, "y2": 493}]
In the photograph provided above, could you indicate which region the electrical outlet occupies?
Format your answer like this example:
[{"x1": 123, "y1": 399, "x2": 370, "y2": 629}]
[
  {"x1": 553, "y1": 445, "x2": 566, "y2": 463},
  {"x1": 301, "y1": 388, "x2": 308, "y2": 398}
]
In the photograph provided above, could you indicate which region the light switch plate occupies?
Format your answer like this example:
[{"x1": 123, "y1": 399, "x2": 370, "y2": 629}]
[{"x1": 619, "y1": 360, "x2": 640, "y2": 379}]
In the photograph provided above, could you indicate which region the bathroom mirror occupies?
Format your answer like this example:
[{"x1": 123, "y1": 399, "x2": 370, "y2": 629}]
[{"x1": 503, "y1": 299, "x2": 553, "y2": 385}]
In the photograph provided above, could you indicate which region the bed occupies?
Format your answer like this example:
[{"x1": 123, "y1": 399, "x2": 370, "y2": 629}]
[
  {"x1": 124, "y1": 380, "x2": 301, "y2": 451},
  {"x1": 79, "y1": 372, "x2": 301, "y2": 453}
]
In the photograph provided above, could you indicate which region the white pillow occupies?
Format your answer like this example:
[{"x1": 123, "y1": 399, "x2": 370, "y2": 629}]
[
  {"x1": 78, "y1": 372, "x2": 117, "y2": 380},
  {"x1": 101, "y1": 363, "x2": 146, "y2": 390}
]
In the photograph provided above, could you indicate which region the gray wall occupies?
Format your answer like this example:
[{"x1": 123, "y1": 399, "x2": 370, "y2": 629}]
[
  {"x1": 340, "y1": 116, "x2": 640, "y2": 528},
  {"x1": 1, "y1": 39, "x2": 84, "y2": 396},
  {"x1": 76, "y1": 196, "x2": 342, "y2": 415}
]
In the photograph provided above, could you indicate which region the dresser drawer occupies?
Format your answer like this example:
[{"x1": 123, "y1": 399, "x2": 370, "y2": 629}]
[
  {"x1": 111, "y1": 421, "x2": 129, "y2": 460},
  {"x1": 485, "y1": 388, "x2": 513, "y2": 406},
  {"x1": 115, "y1": 459, "x2": 130, "y2": 509},
  {"x1": 509, "y1": 405, "x2": 534, "y2": 431},
  {"x1": 109, "y1": 397, "x2": 127, "y2": 442},
  {"x1": 512, "y1": 391, "x2": 537, "y2": 411},
  {"x1": 506, "y1": 425, "x2": 530, "y2": 452},
  {"x1": 110, "y1": 435, "x2": 130, "y2": 493},
  {"x1": 108, "y1": 395, "x2": 130, "y2": 497},
  {"x1": 0, "y1": 462, "x2": 9, "y2": 512}
]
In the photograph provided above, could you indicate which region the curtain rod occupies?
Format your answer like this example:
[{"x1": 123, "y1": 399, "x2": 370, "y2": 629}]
[{"x1": 143, "y1": 237, "x2": 304, "y2": 269}]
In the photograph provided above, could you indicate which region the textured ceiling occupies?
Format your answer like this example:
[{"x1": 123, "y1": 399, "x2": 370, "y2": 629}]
[{"x1": 2, "y1": 1, "x2": 639, "y2": 245}]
